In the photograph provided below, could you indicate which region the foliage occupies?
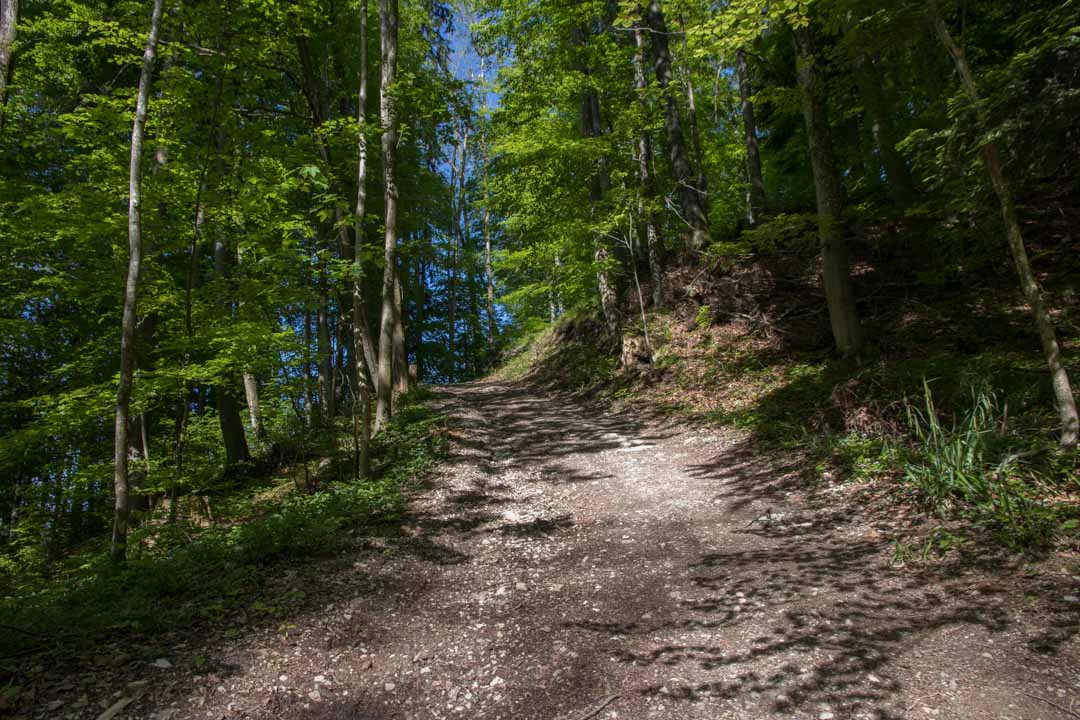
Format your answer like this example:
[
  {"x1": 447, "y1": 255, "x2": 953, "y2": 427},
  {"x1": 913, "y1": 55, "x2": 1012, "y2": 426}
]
[{"x1": 0, "y1": 390, "x2": 445, "y2": 657}]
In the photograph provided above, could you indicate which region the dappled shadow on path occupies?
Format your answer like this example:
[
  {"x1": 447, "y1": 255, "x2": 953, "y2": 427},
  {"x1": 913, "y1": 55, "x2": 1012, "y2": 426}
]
[{"x1": 562, "y1": 431, "x2": 1078, "y2": 718}]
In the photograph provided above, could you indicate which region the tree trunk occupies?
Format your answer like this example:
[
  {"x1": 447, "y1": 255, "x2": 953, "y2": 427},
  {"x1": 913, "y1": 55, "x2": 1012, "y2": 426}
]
[
  {"x1": 352, "y1": 0, "x2": 372, "y2": 475},
  {"x1": 317, "y1": 265, "x2": 334, "y2": 422},
  {"x1": 677, "y1": 13, "x2": 706, "y2": 197},
  {"x1": 448, "y1": 122, "x2": 468, "y2": 382},
  {"x1": 736, "y1": 47, "x2": 767, "y2": 225},
  {"x1": 930, "y1": 1, "x2": 1078, "y2": 448},
  {"x1": 303, "y1": 307, "x2": 314, "y2": 426},
  {"x1": 793, "y1": 25, "x2": 863, "y2": 360},
  {"x1": 583, "y1": 87, "x2": 620, "y2": 342},
  {"x1": 112, "y1": 0, "x2": 163, "y2": 562},
  {"x1": 644, "y1": 1, "x2": 709, "y2": 252},
  {"x1": 392, "y1": 265, "x2": 408, "y2": 394},
  {"x1": 374, "y1": 0, "x2": 399, "y2": 433},
  {"x1": 482, "y1": 153, "x2": 496, "y2": 355},
  {"x1": 217, "y1": 385, "x2": 249, "y2": 464},
  {"x1": 853, "y1": 53, "x2": 915, "y2": 206},
  {"x1": 243, "y1": 372, "x2": 263, "y2": 440},
  {"x1": 0, "y1": 0, "x2": 17, "y2": 114},
  {"x1": 633, "y1": 25, "x2": 665, "y2": 309}
]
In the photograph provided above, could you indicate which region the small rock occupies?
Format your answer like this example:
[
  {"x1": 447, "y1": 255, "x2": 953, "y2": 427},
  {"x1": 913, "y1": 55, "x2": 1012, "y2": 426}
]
[
  {"x1": 515, "y1": 582, "x2": 528, "y2": 591},
  {"x1": 308, "y1": 690, "x2": 321, "y2": 702},
  {"x1": 820, "y1": 713, "x2": 835, "y2": 720},
  {"x1": 152, "y1": 658, "x2": 172, "y2": 669},
  {"x1": 384, "y1": 682, "x2": 396, "y2": 692}
]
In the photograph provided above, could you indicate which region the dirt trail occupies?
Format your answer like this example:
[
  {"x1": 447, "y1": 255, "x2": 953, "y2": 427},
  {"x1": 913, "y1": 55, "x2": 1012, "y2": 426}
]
[{"x1": 130, "y1": 383, "x2": 1078, "y2": 719}]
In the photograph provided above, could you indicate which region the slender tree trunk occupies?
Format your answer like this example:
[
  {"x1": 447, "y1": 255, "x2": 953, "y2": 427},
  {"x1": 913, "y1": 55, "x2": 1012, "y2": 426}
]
[
  {"x1": 583, "y1": 87, "x2": 620, "y2": 342},
  {"x1": 112, "y1": 0, "x2": 163, "y2": 562},
  {"x1": 317, "y1": 265, "x2": 334, "y2": 422},
  {"x1": 930, "y1": 2, "x2": 1078, "y2": 448},
  {"x1": 242, "y1": 372, "x2": 263, "y2": 439},
  {"x1": 448, "y1": 123, "x2": 467, "y2": 381},
  {"x1": 793, "y1": 25, "x2": 863, "y2": 360},
  {"x1": 644, "y1": 1, "x2": 709, "y2": 252},
  {"x1": 353, "y1": 0, "x2": 372, "y2": 476},
  {"x1": 414, "y1": 254, "x2": 428, "y2": 381},
  {"x1": 374, "y1": 0, "x2": 399, "y2": 432},
  {"x1": 677, "y1": 13, "x2": 706, "y2": 196},
  {"x1": 392, "y1": 266, "x2": 408, "y2": 393},
  {"x1": 303, "y1": 307, "x2": 314, "y2": 426},
  {"x1": 482, "y1": 156, "x2": 496, "y2": 355},
  {"x1": 736, "y1": 47, "x2": 767, "y2": 225},
  {"x1": 853, "y1": 53, "x2": 915, "y2": 206},
  {"x1": 574, "y1": 24, "x2": 620, "y2": 345},
  {"x1": 0, "y1": 0, "x2": 17, "y2": 118},
  {"x1": 633, "y1": 25, "x2": 664, "y2": 308},
  {"x1": 213, "y1": 227, "x2": 250, "y2": 463}
]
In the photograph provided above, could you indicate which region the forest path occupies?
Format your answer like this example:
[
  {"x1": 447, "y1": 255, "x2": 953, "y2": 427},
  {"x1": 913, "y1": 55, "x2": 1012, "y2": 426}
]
[{"x1": 160, "y1": 382, "x2": 1078, "y2": 720}]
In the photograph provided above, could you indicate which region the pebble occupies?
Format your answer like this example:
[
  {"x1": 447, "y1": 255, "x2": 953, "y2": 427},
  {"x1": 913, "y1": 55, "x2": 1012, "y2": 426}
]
[
  {"x1": 152, "y1": 659, "x2": 172, "y2": 669},
  {"x1": 385, "y1": 682, "x2": 396, "y2": 691}
]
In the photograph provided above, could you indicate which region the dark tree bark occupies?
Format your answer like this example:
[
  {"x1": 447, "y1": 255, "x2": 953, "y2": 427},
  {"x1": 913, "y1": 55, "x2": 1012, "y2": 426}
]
[
  {"x1": 677, "y1": 13, "x2": 706, "y2": 197},
  {"x1": 353, "y1": 0, "x2": 371, "y2": 476},
  {"x1": 930, "y1": 1, "x2": 1078, "y2": 448},
  {"x1": 793, "y1": 25, "x2": 863, "y2": 360},
  {"x1": 316, "y1": 264, "x2": 334, "y2": 421},
  {"x1": 853, "y1": 53, "x2": 916, "y2": 206},
  {"x1": 447, "y1": 122, "x2": 467, "y2": 381},
  {"x1": 644, "y1": 1, "x2": 709, "y2": 252},
  {"x1": 374, "y1": 0, "x2": 399, "y2": 432},
  {"x1": 582, "y1": 85, "x2": 620, "y2": 342},
  {"x1": 736, "y1": 47, "x2": 767, "y2": 225},
  {"x1": 112, "y1": 0, "x2": 164, "y2": 562},
  {"x1": 633, "y1": 25, "x2": 664, "y2": 308}
]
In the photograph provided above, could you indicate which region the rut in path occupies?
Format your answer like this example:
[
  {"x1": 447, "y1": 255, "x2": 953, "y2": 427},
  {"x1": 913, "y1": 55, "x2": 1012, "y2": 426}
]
[{"x1": 152, "y1": 382, "x2": 1077, "y2": 720}]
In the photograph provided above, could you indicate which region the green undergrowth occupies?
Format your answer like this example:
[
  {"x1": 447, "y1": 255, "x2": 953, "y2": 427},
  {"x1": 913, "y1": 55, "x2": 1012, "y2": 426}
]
[{"x1": 0, "y1": 388, "x2": 446, "y2": 659}]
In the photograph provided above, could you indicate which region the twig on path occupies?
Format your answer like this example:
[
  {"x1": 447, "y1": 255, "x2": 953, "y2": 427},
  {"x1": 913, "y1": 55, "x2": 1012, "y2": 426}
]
[
  {"x1": 572, "y1": 694, "x2": 619, "y2": 720},
  {"x1": 1022, "y1": 692, "x2": 1080, "y2": 720}
]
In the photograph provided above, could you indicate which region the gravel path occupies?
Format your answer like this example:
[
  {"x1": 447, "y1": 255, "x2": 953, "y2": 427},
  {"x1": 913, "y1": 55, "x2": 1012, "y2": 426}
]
[{"x1": 73, "y1": 382, "x2": 1080, "y2": 720}]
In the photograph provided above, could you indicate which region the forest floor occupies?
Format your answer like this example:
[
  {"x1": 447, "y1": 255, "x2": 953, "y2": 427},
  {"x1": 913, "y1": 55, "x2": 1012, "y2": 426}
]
[{"x1": 22, "y1": 382, "x2": 1080, "y2": 720}]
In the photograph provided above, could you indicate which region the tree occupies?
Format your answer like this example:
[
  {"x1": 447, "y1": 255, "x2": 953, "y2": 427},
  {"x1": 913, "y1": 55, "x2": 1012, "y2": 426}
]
[
  {"x1": 633, "y1": 23, "x2": 664, "y2": 308},
  {"x1": 793, "y1": 22, "x2": 863, "y2": 360},
  {"x1": 112, "y1": 0, "x2": 164, "y2": 562},
  {"x1": 736, "y1": 47, "x2": 766, "y2": 224},
  {"x1": 354, "y1": 0, "x2": 372, "y2": 477},
  {"x1": 929, "y1": 0, "x2": 1078, "y2": 448},
  {"x1": 375, "y1": 0, "x2": 400, "y2": 431},
  {"x1": 644, "y1": 0, "x2": 710, "y2": 253}
]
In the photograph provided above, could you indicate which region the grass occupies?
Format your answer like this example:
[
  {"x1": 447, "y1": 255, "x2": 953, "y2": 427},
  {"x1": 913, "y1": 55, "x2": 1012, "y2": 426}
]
[{"x1": 0, "y1": 388, "x2": 447, "y2": 659}]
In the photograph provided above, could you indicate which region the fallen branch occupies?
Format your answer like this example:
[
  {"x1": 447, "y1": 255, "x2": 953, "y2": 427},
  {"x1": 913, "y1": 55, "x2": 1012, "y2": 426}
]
[
  {"x1": 1022, "y1": 692, "x2": 1080, "y2": 720},
  {"x1": 572, "y1": 695, "x2": 619, "y2": 720}
]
